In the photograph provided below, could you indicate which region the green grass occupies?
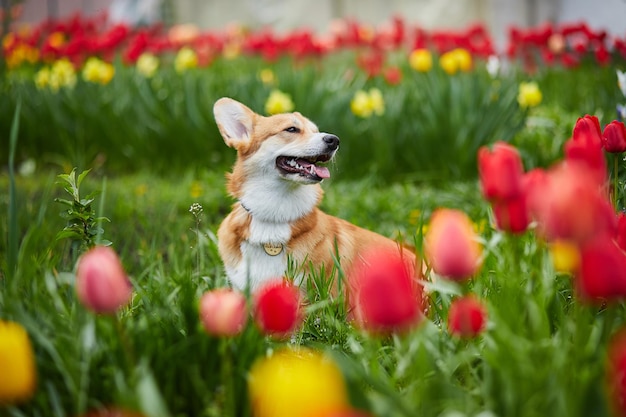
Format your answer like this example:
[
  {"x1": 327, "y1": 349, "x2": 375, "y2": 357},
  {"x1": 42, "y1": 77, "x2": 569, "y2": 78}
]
[{"x1": 1, "y1": 166, "x2": 624, "y2": 417}]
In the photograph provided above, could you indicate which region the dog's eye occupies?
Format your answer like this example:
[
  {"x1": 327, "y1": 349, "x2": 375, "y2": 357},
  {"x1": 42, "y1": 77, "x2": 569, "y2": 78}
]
[{"x1": 284, "y1": 126, "x2": 300, "y2": 133}]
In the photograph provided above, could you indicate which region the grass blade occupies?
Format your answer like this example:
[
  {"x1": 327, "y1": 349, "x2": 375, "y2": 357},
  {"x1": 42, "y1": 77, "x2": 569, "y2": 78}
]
[{"x1": 7, "y1": 99, "x2": 21, "y2": 279}]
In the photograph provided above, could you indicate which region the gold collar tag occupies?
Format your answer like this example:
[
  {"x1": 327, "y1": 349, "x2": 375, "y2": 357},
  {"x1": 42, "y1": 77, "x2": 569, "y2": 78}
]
[{"x1": 263, "y1": 243, "x2": 284, "y2": 256}]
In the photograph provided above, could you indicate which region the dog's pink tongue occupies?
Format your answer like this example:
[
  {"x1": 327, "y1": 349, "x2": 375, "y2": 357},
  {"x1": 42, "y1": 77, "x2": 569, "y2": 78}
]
[{"x1": 315, "y1": 166, "x2": 330, "y2": 179}]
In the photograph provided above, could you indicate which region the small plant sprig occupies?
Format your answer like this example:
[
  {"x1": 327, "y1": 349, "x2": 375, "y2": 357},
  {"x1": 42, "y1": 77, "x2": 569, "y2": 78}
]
[
  {"x1": 189, "y1": 202, "x2": 204, "y2": 276},
  {"x1": 55, "y1": 168, "x2": 110, "y2": 257}
]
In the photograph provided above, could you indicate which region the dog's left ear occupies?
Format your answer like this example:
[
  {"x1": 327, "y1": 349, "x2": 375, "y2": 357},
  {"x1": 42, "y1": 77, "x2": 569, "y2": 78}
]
[{"x1": 213, "y1": 97, "x2": 255, "y2": 150}]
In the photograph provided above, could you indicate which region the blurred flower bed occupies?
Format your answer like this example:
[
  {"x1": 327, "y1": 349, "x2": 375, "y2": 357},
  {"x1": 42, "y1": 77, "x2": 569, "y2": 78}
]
[{"x1": 1, "y1": 13, "x2": 624, "y2": 179}]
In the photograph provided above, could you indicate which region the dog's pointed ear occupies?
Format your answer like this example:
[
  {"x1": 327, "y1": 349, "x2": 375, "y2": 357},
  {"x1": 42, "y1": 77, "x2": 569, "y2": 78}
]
[{"x1": 213, "y1": 98, "x2": 255, "y2": 150}]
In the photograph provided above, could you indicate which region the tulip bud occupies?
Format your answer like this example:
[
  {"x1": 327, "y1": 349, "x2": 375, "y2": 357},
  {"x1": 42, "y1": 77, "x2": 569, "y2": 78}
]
[
  {"x1": 425, "y1": 209, "x2": 482, "y2": 280},
  {"x1": 199, "y1": 289, "x2": 248, "y2": 337},
  {"x1": 478, "y1": 141, "x2": 524, "y2": 202},
  {"x1": 447, "y1": 295, "x2": 488, "y2": 338},
  {"x1": 253, "y1": 279, "x2": 301, "y2": 338},
  {"x1": 75, "y1": 246, "x2": 133, "y2": 314},
  {"x1": 602, "y1": 120, "x2": 626, "y2": 153}
]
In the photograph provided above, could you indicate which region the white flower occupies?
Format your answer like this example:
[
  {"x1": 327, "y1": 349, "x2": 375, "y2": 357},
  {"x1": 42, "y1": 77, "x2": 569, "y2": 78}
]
[
  {"x1": 486, "y1": 55, "x2": 500, "y2": 78},
  {"x1": 617, "y1": 70, "x2": 626, "y2": 97}
]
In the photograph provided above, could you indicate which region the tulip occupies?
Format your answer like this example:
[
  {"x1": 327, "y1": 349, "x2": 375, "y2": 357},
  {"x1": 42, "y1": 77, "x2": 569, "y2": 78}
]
[
  {"x1": 408, "y1": 48, "x2": 432, "y2": 72},
  {"x1": 575, "y1": 235, "x2": 626, "y2": 303},
  {"x1": 82, "y1": 57, "x2": 115, "y2": 85},
  {"x1": 602, "y1": 121, "x2": 626, "y2": 153},
  {"x1": 425, "y1": 209, "x2": 482, "y2": 280},
  {"x1": 253, "y1": 278, "x2": 301, "y2": 338},
  {"x1": 573, "y1": 115, "x2": 603, "y2": 145},
  {"x1": 549, "y1": 240, "x2": 581, "y2": 274},
  {"x1": 174, "y1": 46, "x2": 198, "y2": 73},
  {"x1": 0, "y1": 320, "x2": 37, "y2": 404},
  {"x1": 350, "y1": 88, "x2": 385, "y2": 118},
  {"x1": 199, "y1": 289, "x2": 248, "y2": 337},
  {"x1": 517, "y1": 81, "x2": 542, "y2": 109},
  {"x1": 491, "y1": 194, "x2": 529, "y2": 234},
  {"x1": 248, "y1": 347, "x2": 350, "y2": 417},
  {"x1": 136, "y1": 53, "x2": 159, "y2": 78},
  {"x1": 264, "y1": 89, "x2": 295, "y2": 115},
  {"x1": 447, "y1": 295, "x2": 488, "y2": 338},
  {"x1": 529, "y1": 163, "x2": 616, "y2": 244},
  {"x1": 564, "y1": 115, "x2": 607, "y2": 185},
  {"x1": 383, "y1": 66, "x2": 402, "y2": 85},
  {"x1": 347, "y1": 246, "x2": 422, "y2": 334},
  {"x1": 75, "y1": 246, "x2": 133, "y2": 314},
  {"x1": 564, "y1": 130, "x2": 607, "y2": 186},
  {"x1": 477, "y1": 141, "x2": 525, "y2": 202}
]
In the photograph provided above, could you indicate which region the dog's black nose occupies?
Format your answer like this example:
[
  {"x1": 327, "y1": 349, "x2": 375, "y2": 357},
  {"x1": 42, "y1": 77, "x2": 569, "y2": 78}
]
[{"x1": 323, "y1": 134, "x2": 340, "y2": 150}]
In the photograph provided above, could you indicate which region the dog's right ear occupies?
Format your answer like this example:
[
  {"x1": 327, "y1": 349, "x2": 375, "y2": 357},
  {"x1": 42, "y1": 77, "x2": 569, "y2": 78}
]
[{"x1": 213, "y1": 98, "x2": 255, "y2": 150}]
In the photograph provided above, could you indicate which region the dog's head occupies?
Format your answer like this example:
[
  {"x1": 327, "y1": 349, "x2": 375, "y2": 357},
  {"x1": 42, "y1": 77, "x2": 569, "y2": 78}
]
[{"x1": 213, "y1": 97, "x2": 339, "y2": 185}]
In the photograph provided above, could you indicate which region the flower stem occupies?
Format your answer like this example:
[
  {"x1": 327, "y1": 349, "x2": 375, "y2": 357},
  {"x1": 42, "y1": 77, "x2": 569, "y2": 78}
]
[{"x1": 614, "y1": 153, "x2": 620, "y2": 211}]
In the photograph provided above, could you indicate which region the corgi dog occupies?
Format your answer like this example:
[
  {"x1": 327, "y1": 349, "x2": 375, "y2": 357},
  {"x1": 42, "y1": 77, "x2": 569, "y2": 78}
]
[{"x1": 213, "y1": 97, "x2": 415, "y2": 291}]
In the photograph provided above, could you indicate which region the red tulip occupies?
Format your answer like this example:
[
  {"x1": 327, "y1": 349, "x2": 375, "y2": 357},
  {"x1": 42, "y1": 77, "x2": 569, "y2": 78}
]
[
  {"x1": 529, "y1": 163, "x2": 616, "y2": 244},
  {"x1": 603, "y1": 121, "x2": 626, "y2": 153},
  {"x1": 75, "y1": 246, "x2": 132, "y2": 314},
  {"x1": 347, "y1": 246, "x2": 422, "y2": 334},
  {"x1": 447, "y1": 295, "x2": 488, "y2": 338},
  {"x1": 575, "y1": 235, "x2": 626, "y2": 303},
  {"x1": 573, "y1": 115, "x2": 603, "y2": 144},
  {"x1": 492, "y1": 193, "x2": 530, "y2": 234},
  {"x1": 566, "y1": 115, "x2": 607, "y2": 184},
  {"x1": 425, "y1": 209, "x2": 482, "y2": 280},
  {"x1": 199, "y1": 289, "x2": 248, "y2": 337},
  {"x1": 383, "y1": 66, "x2": 402, "y2": 85},
  {"x1": 478, "y1": 141, "x2": 524, "y2": 202},
  {"x1": 253, "y1": 279, "x2": 302, "y2": 338}
]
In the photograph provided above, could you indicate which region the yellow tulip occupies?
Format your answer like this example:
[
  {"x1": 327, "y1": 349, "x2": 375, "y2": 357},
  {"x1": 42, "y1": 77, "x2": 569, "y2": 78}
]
[
  {"x1": 409, "y1": 48, "x2": 433, "y2": 72},
  {"x1": 82, "y1": 57, "x2": 115, "y2": 85},
  {"x1": 440, "y1": 48, "x2": 473, "y2": 75},
  {"x1": 136, "y1": 53, "x2": 159, "y2": 78},
  {"x1": 0, "y1": 320, "x2": 37, "y2": 404},
  {"x1": 34, "y1": 67, "x2": 51, "y2": 90},
  {"x1": 174, "y1": 46, "x2": 198, "y2": 73},
  {"x1": 350, "y1": 88, "x2": 385, "y2": 118},
  {"x1": 517, "y1": 81, "x2": 543, "y2": 109},
  {"x1": 550, "y1": 240, "x2": 580, "y2": 273},
  {"x1": 264, "y1": 89, "x2": 295, "y2": 115},
  {"x1": 259, "y1": 68, "x2": 276, "y2": 85},
  {"x1": 248, "y1": 347, "x2": 349, "y2": 417},
  {"x1": 49, "y1": 58, "x2": 77, "y2": 91}
]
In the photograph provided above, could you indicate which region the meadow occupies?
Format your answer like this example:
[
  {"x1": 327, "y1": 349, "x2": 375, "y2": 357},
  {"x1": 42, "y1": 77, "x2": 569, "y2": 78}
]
[{"x1": 2, "y1": 12, "x2": 626, "y2": 417}]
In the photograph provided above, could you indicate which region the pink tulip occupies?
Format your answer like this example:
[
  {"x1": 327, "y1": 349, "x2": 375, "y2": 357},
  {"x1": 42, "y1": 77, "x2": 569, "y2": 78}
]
[
  {"x1": 425, "y1": 209, "x2": 482, "y2": 280},
  {"x1": 75, "y1": 246, "x2": 132, "y2": 314},
  {"x1": 199, "y1": 289, "x2": 248, "y2": 337}
]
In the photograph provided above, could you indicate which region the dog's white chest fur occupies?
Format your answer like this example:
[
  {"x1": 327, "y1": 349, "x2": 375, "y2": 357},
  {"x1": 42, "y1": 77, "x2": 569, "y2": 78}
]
[{"x1": 227, "y1": 218, "x2": 292, "y2": 290}]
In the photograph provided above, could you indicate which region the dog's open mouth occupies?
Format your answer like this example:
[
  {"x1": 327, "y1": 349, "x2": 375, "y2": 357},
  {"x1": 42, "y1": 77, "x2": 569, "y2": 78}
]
[{"x1": 276, "y1": 154, "x2": 332, "y2": 181}]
